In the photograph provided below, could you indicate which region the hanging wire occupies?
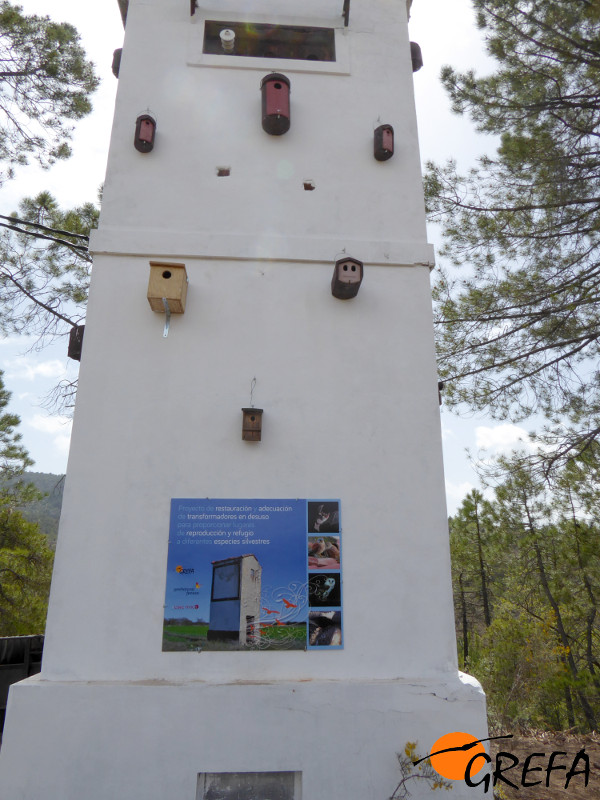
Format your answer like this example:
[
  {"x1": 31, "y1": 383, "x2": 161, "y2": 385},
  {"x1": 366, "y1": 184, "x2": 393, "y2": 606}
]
[
  {"x1": 0, "y1": 221, "x2": 89, "y2": 254},
  {"x1": 0, "y1": 213, "x2": 89, "y2": 240}
]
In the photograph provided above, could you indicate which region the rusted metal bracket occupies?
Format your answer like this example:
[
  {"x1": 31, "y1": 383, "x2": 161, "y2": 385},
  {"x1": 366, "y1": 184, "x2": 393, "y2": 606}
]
[{"x1": 342, "y1": 0, "x2": 350, "y2": 27}]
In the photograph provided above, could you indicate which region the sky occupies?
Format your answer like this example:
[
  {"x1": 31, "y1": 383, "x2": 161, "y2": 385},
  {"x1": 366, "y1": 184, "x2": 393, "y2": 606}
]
[{"x1": 0, "y1": 0, "x2": 537, "y2": 513}]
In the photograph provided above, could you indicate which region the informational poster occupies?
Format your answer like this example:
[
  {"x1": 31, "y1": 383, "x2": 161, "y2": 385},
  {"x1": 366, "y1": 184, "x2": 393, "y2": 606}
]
[{"x1": 163, "y1": 499, "x2": 342, "y2": 651}]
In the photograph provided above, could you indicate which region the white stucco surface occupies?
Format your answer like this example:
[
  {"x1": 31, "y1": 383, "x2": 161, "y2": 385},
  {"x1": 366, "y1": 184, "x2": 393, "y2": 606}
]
[
  {"x1": 38, "y1": 257, "x2": 457, "y2": 683},
  {"x1": 0, "y1": 0, "x2": 488, "y2": 796},
  {"x1": 2, "y1": 676, "x2": 487, "y2": 799}
]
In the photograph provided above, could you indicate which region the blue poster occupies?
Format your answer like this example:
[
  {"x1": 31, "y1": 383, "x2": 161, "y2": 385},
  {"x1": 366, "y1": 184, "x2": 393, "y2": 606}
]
[{"x1": 162, "y1": 499, "x2": 342, "y2": 651}]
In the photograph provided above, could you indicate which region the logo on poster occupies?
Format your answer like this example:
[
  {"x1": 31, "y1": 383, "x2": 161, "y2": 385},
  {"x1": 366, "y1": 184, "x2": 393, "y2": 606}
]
[{"x1": 175, "y1": 565, "x2": 194, "y2": 574}]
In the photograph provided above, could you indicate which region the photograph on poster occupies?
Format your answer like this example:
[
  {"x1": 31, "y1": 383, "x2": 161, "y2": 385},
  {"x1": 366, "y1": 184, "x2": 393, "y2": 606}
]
[
  {"x1": 308, "y1": 536, "x2": 340, "y2": 570},
  {"x1": 308, "y1": 573, "x2": 341, "y2": 608},
  {"x1": 307, "y1": 501, "x2": 340, "y2": 533},
  {"x1": 162, "y1": 498, "x2": 343, "y2": 651},
  {"x1": 309, "y1": 611, "x2": 342, "y2": 647}
]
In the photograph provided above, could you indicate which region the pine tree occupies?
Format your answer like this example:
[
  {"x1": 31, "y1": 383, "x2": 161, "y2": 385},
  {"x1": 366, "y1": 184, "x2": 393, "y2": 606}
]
[
  {"x1": 0, "y1": 1, "x2": 98, "y2": 182},
  {"x1": 0, "y1": 371, "x2": 53, "y2": 634},
  {"x1": 426, "y1": 0, "x2": 600, "y2": 466}
]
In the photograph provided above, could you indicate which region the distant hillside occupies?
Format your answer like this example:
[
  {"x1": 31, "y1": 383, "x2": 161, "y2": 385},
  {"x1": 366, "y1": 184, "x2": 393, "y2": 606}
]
[{"x1": 15, "y1": 472, "x2": 65, "y2": 547}]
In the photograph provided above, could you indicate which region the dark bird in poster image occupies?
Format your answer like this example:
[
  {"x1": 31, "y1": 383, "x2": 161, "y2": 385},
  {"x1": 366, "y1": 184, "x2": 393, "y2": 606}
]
[
  {"x1": 308, "y1": 573, "x2": 341, "y2": 607},
  {"x1": 309, "y1": 611, "x2": 342, "y2": 646},
  {"x1": 308, "y1": 502, "x2": 339, "y2": 533}
]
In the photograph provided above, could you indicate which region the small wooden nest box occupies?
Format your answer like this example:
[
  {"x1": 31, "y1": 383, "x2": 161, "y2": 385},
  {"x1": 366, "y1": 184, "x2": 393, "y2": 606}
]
[
  {"x1": 147, "y1": 262, "x2": 188, "y2": 313},
  {"x1": 374, "y1": 124, "x2": 394, "y2": 161},
  {"x1": 331, "y1": 256, "x2": 364, "y2": 299},
  {"x1": 67, "y1": 324, "x2": 85, "y2": 361},
  {"x1": 242, "y1": 408, "x2": 263, "y2": 441}
]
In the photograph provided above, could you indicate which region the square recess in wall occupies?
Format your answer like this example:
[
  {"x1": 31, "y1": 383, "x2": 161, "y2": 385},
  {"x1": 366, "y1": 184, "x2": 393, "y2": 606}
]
[
  {"x1": 196, "y1": 771, "x2": 301, "y2": 800},
  {"x1": 187, "y1": 14, "x2": 350, "y2": 75},
  {"x1": 203, "y1": 20, "x2": 335, "y2": 62}
]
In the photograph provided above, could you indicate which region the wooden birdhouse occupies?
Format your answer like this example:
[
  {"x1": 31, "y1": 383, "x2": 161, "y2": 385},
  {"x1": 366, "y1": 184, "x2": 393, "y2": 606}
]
[
  {"x1": 374, "y1": 124, "x2": 394, "y2": 161},
  {"x1": 260, "y1": 73, "x2": 291, "y2": 135},
  {"x1": 242, "y1": 408, "x2": 263, "y2": 441},
  {"x1": 410, "y1": 41, "x2": 423, "y2": 72},
  {"x1": 147, "y1": 262, "x2": 188, "y2": 313},
  {"x1": 68, "y1": 324, "x2": 85, "y2": 361},
  {"x1": 134, "y1": 113, "x2": 156, "y2": 153},
  {"x1": 331, "y1": 256, "x2": 364, "y2": 299}
]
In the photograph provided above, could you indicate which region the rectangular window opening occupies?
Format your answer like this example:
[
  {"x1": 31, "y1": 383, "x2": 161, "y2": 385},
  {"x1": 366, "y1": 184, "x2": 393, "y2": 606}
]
[
  {"x1": 197, "y1": 771, "x2": 301, "y2": 800},
  {"x1": 203, "y1": 20, "x2": 335, "y2": 62}
]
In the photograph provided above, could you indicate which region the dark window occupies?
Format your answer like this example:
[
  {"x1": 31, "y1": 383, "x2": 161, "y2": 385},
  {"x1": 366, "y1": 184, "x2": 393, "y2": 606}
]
[
  {"x1": 211, "y1": 562, "x2": 240, "y2": 601},
  {"x1": 203, "y1": 21, "x2": 336, "y2": 62},
  {"x1": 198, "y1": 771, "x2": 300, "y2": 800}
]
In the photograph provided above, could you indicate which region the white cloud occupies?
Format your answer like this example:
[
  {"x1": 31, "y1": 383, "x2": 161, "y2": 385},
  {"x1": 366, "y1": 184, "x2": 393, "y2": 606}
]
[
  {"x1": 475, "y1": 423, "x2": 536, "y2": 454},
  {"x1": 27, "y1": 414, "x2": 73, "y2": 466},
  {"x1": 441, "y1": 422, "x2": 459, "y2": 441},
  {"x1": 29, "y1": 414, "x2": 72, "y2": 435},
  {"x1": 4, "y1": 358, "x2": 67, "y2": 382},
  {"x1": 53, "y1": 434, "x2": 72, "y2": 457},
  {"x1": 445, "y1": 479, "x2": 475, "y2": 501},
  {"x1": 0, "y1": 335, "x2": 37, "y2": 348}
]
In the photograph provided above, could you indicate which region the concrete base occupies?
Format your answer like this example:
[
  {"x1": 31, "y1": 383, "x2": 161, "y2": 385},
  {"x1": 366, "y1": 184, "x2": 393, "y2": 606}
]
[{"x1": 0, "y1": 673, "x2": 487, "y2": 799}]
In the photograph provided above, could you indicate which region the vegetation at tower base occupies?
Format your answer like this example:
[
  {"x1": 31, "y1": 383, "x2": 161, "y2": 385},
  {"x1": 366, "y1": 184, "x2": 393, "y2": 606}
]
[
  {"x1": 0, "y1": 371, "x2": 53, "y2": 635},
  {"x1": 0, "y1": 1, "x2": 98, "y2": 183},
  {"x1": 390, "y1": 742, "x2": 451, "y2": 799},
  {"x1": 0, "y1": 192, "x2": 97, "y2": 412},
  {"x1": 449, "y1": 453, "x2": 600, "y2": 733},
  {"x1": 425, "y1": 0, "x2": 600, "y2": 469}
]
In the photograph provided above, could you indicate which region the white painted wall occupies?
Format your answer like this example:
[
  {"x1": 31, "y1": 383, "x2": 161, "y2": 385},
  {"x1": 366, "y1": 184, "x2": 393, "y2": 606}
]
[
  {"x1": 2, "y1": 676, "x2": 487, "y2": 800},
  {"x1": 0, "y1": 1, "x2": 488, "y2": 797},
  {"x1": 36, "y1": 0, "x2": 455, "y2": 685},
  {"x1": 41, "y1": 256, "x2": 455, "y2": 681},
  {"x1": 93, "y1": 0, "x2": 433, "y2": 266}
]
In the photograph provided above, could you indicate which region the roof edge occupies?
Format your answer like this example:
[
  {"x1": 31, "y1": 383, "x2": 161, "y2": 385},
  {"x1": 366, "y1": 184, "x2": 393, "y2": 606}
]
[{"x1": 117, "y1": 0, "x2": 128, "y2": 26}]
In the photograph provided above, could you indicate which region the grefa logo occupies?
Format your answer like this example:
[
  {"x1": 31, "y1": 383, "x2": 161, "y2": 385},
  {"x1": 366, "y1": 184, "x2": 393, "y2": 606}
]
[
  {"x1": 175, "y1": 565, "x2": 194, "y2": 574},
  {"x1": 415, "y1": 732, "x2": 591, "y2": 794}
]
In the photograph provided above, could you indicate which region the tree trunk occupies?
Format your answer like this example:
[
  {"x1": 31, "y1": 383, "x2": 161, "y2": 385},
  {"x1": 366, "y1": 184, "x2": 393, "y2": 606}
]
[
  {"x1": 458, "y1": 572, "x2": 469, "y2": 667},
  {"x1": 474, "y1": 504, "x2": 491, "y2": 626},
  {"x1": 533, "y1": 541, "x2": 598, "y2": 730}
]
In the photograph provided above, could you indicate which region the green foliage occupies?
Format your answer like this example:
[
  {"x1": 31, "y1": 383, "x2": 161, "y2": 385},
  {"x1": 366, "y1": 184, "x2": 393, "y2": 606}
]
[
  {"x1": 0, "y1": 192, "x2": 97, "y2": 410},
  {"x1": 0, "y1": 371, "x2": 54, "y2": 634},
  {"x1": 0, "y1": 471, "x2": 64, "y2": 545},
  {"x1": 467, "y1": 604, "x2": 569, "y2": 732},
  {"x1": 0, "y1": 1, "x2": 98, "y2": 181},
  {"x1": 450, "y1": 454, "x2": 600, "y2": 732},
  {"x1": 0, "y1": 504, "x2": 53, "y2": 635},
  {"x1": 426, "y1": 0, "x2": 600, "y2": 465},
  {"x1": 0, "y1": 192, "x2": 95, "y2": 339},
  {"x1": 390, "y1": 742, "x2": 451, "y2": 799}
]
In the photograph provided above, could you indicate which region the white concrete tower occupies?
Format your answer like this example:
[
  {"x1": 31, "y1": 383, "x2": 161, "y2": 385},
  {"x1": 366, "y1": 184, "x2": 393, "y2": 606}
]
[{"x1": 0, "y1": 0, "x2": 487, "y2": 797}]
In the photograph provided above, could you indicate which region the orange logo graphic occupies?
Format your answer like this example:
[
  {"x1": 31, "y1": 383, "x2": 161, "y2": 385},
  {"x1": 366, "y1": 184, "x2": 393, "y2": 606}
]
[{"x1": 428, "y1": 732, "x2": 486, "y2": 780}]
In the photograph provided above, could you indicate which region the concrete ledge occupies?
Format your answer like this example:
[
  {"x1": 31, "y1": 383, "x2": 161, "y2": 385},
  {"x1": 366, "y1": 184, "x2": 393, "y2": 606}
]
[
  {"x1": 89, "y1": 228, "x2": 435, "y2": 267},
  {"x1": 0, "y1": 674, "x2": 487, "y2": 800}
]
